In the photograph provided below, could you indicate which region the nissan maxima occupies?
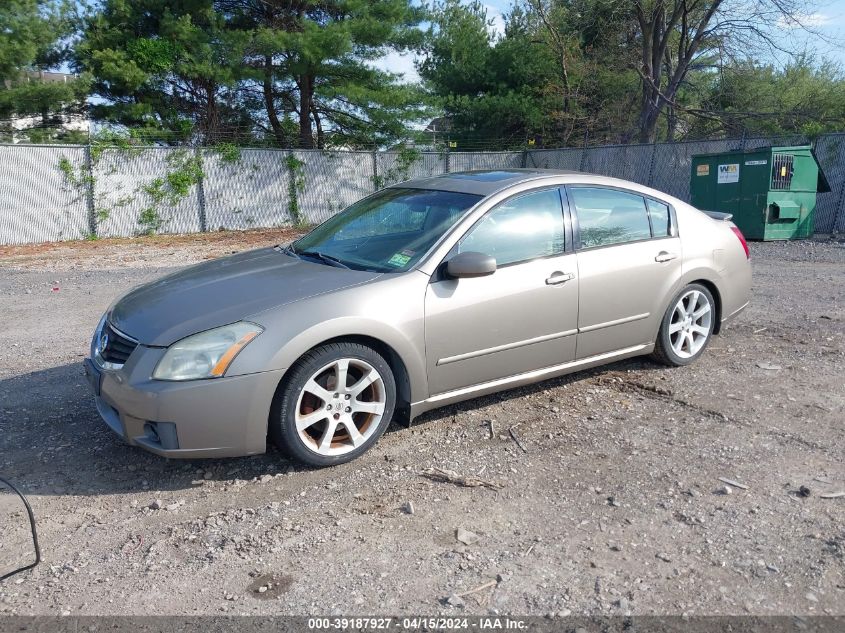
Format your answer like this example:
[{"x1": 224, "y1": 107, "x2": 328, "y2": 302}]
[{"x1": 84, "y1": 169, "x2": 751, "y2": 466}]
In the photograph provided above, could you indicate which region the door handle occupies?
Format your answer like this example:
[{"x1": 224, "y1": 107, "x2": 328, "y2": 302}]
[
  {"x1": 546, "y1": 271, "x2": 575, "y2": 285},
  {"x1": 655, "y1": 251, "x2": 678, "y2": 263}
]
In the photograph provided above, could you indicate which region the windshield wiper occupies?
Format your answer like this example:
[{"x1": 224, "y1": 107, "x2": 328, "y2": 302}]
[{"x1": 297, "y1": 250, "x2": 351, "y2": 269}]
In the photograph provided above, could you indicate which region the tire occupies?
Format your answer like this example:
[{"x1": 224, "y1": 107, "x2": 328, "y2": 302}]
[
  {"x1": 270, "y1": 342, "x2": 396, "y2": 467},
  {"x1": 652, "y1": 283, "x2": 716, "y2": 367}
]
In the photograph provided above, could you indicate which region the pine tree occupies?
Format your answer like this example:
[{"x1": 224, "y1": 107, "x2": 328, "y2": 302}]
[
  {"x1": 227, "y1": 0, "x2": 429, "y2": 148},
  {"x1": 76, "y1": 0, "x2": 250, "y2": 144}
]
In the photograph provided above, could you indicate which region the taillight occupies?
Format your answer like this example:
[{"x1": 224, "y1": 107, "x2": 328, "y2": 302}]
[{"x1": 731, "y1": 225, "x2": 750, "y2": 259}]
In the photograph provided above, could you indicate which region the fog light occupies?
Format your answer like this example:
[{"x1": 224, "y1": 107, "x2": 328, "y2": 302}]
[{"x1": 142, "y1": 422, "x2": 179, "y2": 450}]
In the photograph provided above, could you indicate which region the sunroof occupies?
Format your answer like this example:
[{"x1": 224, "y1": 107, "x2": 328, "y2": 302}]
[{"x1": 447, "y1": 170, "x2": 533, "y2": 182}]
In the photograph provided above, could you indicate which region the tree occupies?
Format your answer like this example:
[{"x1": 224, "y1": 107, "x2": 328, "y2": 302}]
[
  {"x1": 76, "y1": 0, "x2": 251, "y2": 144},
  {"x1": 518, "y1": 0, "x2": 642, "y2": 144},
  {"x1": 0, "y1": 0, "x2": 89, "y2": 142},
  {"x1": 224, "y1": 0, "x2": 429, "y2": 148},
  {"x1": 691, "y1": 55, "x2": 845, "y2": 138},
  {"x1": 77, "y1": 0, "x2": 428, "y2": 147},
  {"x1": 423, "y1": 0, "x2": 840, "y2": 145},
  {"x1": 610, "y1": 0, "x2": 837, "y2": 142},
  {"x1": 420, "y1": 0, "x2": 566, "y2": 147}
]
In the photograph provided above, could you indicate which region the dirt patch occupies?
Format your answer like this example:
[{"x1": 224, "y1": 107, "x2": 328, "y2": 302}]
[{"x1": 0, "y1": 227, "x2": 305, "y2": 271}]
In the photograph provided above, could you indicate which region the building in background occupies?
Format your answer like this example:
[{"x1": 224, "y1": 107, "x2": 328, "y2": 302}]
[
  {"x1": 1, "y1": 72, "x2": 90, "y2": 144},
  {"x1": 423, "y1": 117, "x2": 452, "y2": 148}
]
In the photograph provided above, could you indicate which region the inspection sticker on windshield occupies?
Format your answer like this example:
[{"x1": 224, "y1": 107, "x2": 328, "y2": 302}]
[{"x1": 387, "y1": 250, "x2": 414, "y2": 267}]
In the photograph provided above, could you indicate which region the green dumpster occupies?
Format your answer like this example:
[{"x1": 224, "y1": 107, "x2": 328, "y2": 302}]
[{"x1": 689, "y1": 145, "x2": 831, "y2": 240}]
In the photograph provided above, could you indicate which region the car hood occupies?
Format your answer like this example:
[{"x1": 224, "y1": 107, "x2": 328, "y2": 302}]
[{"x1": 108, "y1": 247, "x2": 382, "y2": 346}]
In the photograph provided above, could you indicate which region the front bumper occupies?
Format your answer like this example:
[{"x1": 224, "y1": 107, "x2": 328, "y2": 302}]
[{"x1": 83, "y1": 349, "x2": 286, "y2": 459}]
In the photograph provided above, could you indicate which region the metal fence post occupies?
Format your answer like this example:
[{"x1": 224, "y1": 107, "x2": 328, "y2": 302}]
[
  {"x1": 372, "y1": 150, "x2": 379, "y2": 191},
  {"x1": 522, "y1": 148, "x2": 529, "y2": 168},
  {"x1": 194, "y1": 147, "x2": 208, "y2": 232},
  {"x1": 83, "y1": 144, "x2": 97, "y2": 237},
  {"x1": 286, "y1": 149, "x2": 298, "y2": 224},
  {"x1": 647, "y1": 140, "x2": 658, "y2": 187},
  {"x1": 445, "y1": 145, "x2": 451, "y2": 173},
  {"x1": 832, "y1": 170, "x2": 845, "y2": 235},
  {"x1": 578, "y1": 129, "x2": 589, "y2": 172}
]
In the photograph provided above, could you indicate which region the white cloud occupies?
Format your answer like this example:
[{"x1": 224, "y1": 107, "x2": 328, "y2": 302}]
[{"x1": 776, "y1": 12, "x2": 831, "y2": 29}]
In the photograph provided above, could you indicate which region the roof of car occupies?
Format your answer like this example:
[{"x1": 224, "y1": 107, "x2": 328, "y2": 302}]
[{"x1": 397, "y1": 169, "x2": 583, "y2": 196}]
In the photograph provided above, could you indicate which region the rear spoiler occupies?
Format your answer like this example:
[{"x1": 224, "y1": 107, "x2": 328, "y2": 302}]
[{"x1": 701, "y1": 210, "x2": 733, "y2": 222}]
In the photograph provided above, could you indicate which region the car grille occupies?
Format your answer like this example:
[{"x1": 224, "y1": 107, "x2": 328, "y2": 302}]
[{"x1": 100, "y1": 322, "x2": 138, "y2": 365}]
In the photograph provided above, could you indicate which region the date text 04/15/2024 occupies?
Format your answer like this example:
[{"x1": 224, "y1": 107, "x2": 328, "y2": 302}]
[{"x1": 306, "y1": 617, "x2": 529, "y2": 630}]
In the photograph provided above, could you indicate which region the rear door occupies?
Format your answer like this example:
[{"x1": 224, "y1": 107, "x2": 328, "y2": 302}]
[{"x1": 567, "y1": 186, "x2": 682, "y2": 359}]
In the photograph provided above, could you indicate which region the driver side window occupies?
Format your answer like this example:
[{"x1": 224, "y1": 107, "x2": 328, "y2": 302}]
[{"x1": 458, "y1": 188, "x2": 565, "y2": 266}]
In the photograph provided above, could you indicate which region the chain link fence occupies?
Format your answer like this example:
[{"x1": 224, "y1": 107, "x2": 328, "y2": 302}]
[
  {"x1": 1, "y1": 135, "x2": 843, "y2": 245},
  {"x1": 0, "y1": 145, "x2": 90, "y2": 244}
]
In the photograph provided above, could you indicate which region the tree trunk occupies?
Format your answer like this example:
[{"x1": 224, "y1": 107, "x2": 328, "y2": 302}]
[
  {"x1": 298, "y1": 74, "x2": 314, "y2": 149},
  {"x1": 263, "y1": 56, "x2": 286, "y2": 148},
  {"x1": 666, "y1": 105, "x2": 677, "y2": 142},
  {"x1": 637, "y1": 84, "x2": 661, "y2": 143},
  {"x1": 204, "y1": 82, "x2": 220, "y2": 144},
  {"x1": 560, "y1": 51, "x2": 570, "y2": 114},
  {"x1": 311, "y1": 103, "x2": 324, "y2": 149},
  {"x1": 632, "y1": 0, "x2": 724, "y2": 144}
]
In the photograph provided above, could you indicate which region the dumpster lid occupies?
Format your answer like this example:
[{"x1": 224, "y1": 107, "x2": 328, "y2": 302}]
[{"x1": 769, "y1": 145, "x2": 833, "y2": 193}]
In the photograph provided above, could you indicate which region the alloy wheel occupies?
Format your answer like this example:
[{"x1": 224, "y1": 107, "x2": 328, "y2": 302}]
[
  {"x1": 668, "y1": 289, "x2": 712, "y2": 359},
  {"x1": 294, "y1": 358, "x2": 386, "y2": 456}
]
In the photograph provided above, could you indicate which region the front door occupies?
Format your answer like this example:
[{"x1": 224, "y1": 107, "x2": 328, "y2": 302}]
[{"x1": 424, "y1": 187, "x2": 579, "y2": 396}]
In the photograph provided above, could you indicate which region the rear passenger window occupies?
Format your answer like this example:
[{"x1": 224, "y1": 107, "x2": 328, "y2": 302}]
[
  {"x1": 647, "y1": 199, "x2": 671, "y2": 236},
  {"x1": 570, "y1": 187, "x2": 652, "y2": 248}
]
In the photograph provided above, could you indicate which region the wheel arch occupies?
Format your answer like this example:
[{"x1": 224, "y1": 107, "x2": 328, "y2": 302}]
[
  {"x1": 268, "y1": 334, "x2": 414, "y2": 434},
  {"x1": 688, "y1": 278, "x2": 723, "y2": 334},
  {"x1": 655, "y1": 273, "x2": 724, "y2": 341}
]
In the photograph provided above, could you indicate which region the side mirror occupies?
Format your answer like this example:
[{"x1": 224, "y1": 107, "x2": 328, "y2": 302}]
[{"x1": 446, "y1": 251, "x2": 497, "y2": 279}]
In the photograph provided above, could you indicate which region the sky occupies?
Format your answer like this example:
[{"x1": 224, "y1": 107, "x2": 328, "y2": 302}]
[
  {"x1": 373, "y1": 0, "x2": 845, "y2": 84},
  {"x1": 766, "y1": 0, "x2": 845, "y2": 65}
]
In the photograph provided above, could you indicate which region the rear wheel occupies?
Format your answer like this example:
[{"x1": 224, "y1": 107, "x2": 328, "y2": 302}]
[
  {"x1": 270, "y1": 342, "x2": 396, "y2": 467},
  {"x1": 652, "y1": 284, "x2": 715, "y2": 366}
]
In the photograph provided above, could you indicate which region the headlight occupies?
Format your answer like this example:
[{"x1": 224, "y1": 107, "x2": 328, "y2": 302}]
[
  {"x1": 152, "y1": 322, "x2": 263, "y2": 381},
  {"x1": 91, "y1": 313, "x2": 107, "y2": 359}
]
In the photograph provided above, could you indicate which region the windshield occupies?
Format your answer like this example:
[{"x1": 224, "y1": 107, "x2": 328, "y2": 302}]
[{"x1": 289, "y1": 188, "x2": 482, "y2": 272}]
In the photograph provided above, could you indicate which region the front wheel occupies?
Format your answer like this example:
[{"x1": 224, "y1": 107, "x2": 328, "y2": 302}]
[
  {"x1": 652, "y1": 283, "x2": 715, "y2": 366},
  {"x1": 270, "y1": 342, "x2": 396, "y2": 467}
]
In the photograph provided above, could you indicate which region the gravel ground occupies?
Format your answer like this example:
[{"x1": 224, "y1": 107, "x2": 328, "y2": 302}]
[{"x1": 0, "y1": 231, "x2": 843, "y2": 617}]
